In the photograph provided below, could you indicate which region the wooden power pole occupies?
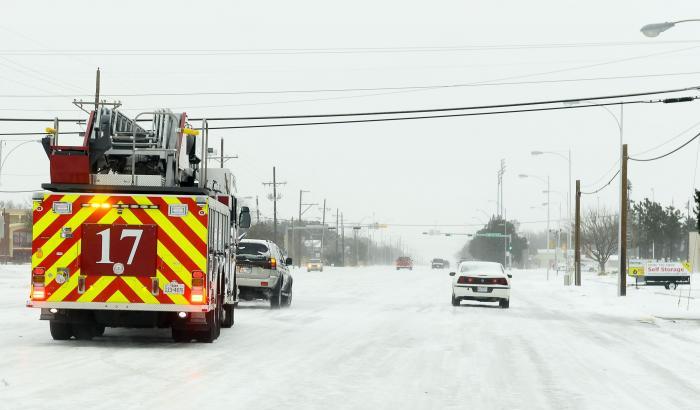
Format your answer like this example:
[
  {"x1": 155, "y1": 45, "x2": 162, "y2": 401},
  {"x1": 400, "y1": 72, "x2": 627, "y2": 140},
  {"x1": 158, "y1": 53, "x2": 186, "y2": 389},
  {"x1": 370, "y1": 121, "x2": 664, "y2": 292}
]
[
  {"x1": 261, "y1": 167, "x2": 286, "y2": 244},
  {"x1": 619, "y1": 144, "x2": 628, "y2": 296},
  {"x1": 575, "y1": 179, "x2": 581, "y2": 286}
]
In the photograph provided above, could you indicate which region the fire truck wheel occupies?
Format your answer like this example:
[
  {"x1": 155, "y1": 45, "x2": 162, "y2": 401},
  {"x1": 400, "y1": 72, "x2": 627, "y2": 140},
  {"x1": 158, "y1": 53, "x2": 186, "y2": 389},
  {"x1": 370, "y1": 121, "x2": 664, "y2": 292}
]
[
  {"x1": 49, "y1": 321, "x2": 72, "y2": 340},
  {"x1": 72, "y1": 323, "x2": 95, "y2": 340},
  {"x1": 197, "y1": 296, "x2": 221, "y2": 343},
  {"x1": 222, "y1": 304, "x2": 234, "y2": 328},
  {"x1": 270, "y1": 282, "x2": 282, "y2": 309},
  {"x1": 172, "y1": 327, "x2": 192, "y2": 343}
]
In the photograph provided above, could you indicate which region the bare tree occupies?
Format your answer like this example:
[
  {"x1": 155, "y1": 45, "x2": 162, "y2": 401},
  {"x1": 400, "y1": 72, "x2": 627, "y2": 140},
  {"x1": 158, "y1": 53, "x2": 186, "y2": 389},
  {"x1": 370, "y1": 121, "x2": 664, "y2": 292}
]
[{"x1": 581, "y1": 208, "x2": 618, "y2": 274}]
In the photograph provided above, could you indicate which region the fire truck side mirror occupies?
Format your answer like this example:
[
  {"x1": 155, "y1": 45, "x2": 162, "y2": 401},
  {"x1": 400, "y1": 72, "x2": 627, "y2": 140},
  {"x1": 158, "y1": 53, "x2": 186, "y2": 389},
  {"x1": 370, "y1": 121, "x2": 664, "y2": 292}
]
[{"x1": 239, "y1": 206, "x2": 251, "y2": 229}]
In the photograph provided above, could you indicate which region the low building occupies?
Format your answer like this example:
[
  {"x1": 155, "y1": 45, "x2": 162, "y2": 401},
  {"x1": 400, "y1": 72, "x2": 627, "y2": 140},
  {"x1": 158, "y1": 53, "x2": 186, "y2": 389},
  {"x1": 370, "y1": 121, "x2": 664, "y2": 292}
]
[{"x1": 0, "y1": 208, "x2": 31, "y2": 263}]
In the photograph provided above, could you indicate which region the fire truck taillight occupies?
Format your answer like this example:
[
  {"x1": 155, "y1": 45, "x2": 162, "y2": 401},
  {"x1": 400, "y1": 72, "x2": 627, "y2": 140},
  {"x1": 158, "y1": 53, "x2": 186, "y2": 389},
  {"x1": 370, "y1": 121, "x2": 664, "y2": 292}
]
[
  {"x1": 52, "y1": 201, "x2": 72, "y2": 214},
  {"x1": 191, "y1": 270, "x2": 205, "y2": 304},
  {"x1": 32, "y1": 267, "x2": 46, "y2": 300}
]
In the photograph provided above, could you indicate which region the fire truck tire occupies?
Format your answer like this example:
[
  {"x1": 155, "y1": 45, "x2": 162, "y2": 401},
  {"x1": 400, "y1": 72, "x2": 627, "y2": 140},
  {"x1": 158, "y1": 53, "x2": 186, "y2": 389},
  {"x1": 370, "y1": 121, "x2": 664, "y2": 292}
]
[
  {"x1": 270, "y1": 282, "x2": 282, "y2": 309},
  {"x1": 172, "y1": 328, "x2": 192, "y2": 343},
  {"x1": 197, "y1": 296, "x2": 221, "y2": 343},
  {"x1": 49, "y1": 321, "x2": 72, "y2": 340},
  {"x1": 222, "y1": 304, "x2": 234, "y2": 328},
  {"x1": 72, "y1": 323, "x2": 95, "y2": 340}
]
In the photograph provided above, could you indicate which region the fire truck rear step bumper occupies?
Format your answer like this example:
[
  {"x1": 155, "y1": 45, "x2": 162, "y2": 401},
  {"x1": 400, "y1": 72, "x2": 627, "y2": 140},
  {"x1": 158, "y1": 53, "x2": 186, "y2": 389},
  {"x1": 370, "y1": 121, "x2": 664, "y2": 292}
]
[{"x1": 27, "y1": 301, "x2": 213, "y2": 313}]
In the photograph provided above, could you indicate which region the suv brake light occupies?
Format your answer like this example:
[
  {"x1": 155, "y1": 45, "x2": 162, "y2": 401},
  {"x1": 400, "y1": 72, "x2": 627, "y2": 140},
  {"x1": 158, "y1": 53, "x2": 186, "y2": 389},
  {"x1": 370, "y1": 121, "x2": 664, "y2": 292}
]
[{"x1": 266, "y1": 257, "x2": 277, "y2": 270}]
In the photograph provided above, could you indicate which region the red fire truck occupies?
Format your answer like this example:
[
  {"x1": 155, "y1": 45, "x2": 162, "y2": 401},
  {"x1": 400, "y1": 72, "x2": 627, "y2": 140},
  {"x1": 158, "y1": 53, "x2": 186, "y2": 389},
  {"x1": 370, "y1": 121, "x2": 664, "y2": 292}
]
[{"x1": 27, "y1": 107, "x2": 250, "y2": 342}]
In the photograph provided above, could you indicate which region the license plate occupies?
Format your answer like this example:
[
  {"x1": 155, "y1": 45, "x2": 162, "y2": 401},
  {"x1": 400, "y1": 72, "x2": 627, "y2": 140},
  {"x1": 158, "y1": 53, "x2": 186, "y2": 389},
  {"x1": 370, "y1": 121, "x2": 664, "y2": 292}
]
[
  {"x1": 476, "y1": 286, "x2": 489, "y2": 293},
  {"x1": 239, "y1": 266, "x2": 252, "y2": 273},
  {"x1": 164, "y1": 281, "x2": 185, "y2": 295}
]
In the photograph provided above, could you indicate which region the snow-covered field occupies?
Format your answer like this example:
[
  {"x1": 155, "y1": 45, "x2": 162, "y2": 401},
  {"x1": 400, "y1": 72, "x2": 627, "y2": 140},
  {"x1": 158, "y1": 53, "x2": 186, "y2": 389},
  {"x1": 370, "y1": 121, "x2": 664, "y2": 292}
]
[{"x1": 1, "y1": 265, "x2": 699, "y2": 410}]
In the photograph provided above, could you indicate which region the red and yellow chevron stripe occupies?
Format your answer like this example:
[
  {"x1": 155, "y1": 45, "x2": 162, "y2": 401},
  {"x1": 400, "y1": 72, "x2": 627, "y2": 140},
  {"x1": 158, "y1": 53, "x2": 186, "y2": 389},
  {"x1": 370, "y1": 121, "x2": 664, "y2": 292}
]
[{"x1": 31, "y1": 193, "x2": 208, "y2": 307}]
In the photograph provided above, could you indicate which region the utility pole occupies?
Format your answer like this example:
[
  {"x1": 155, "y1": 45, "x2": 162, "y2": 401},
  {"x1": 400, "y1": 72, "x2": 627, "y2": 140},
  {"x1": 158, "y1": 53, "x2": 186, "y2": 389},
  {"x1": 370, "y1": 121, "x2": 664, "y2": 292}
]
[
  {"x1": 341, "y1": 213, "x2": 345, "y2": 267},
  {"x1": 262, "y1": 167, "x2": 286, "y2": 244},
  {"x1": 575, "y1": 179, "x2": 581, "y2": 286},
  {"x1": 298, "y1": 190, "x2": 303, "y2": 266},
  {"x1": 619, "y1": 144, "x2": 628, "y2": 296},
  {"x1": 255, "y1": 196, "x2": 260, "y2": 224},
  {"x1": 335, "y1": 209, "x2": 339, "y2": 265},
  {"x1": 353, "y1": 227, "x2": 360, "y2": 266},
  {"x1": 220, "y1": 138, "x2": 224, "y2": 168},
  {"x1": 94, "y1": 67, "x2": 100, "y2": 111},
  {"x1": 497, "y1": 159, "x2": 506, "y2": 217},
  {"x1": 290, "y1": 217, "x2": 295, "y2": 264},
  {"x1": 320, "y1": 198, "x2": 327, "y2": 260},
  {"x1": 546, "y1": 175, "x2": 551, "y2": 280}
]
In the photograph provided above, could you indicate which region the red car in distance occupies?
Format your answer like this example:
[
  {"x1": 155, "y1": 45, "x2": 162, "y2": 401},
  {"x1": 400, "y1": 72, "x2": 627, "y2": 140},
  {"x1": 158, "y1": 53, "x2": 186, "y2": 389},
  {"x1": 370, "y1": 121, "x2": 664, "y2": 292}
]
[{"x1": 396, "y1": 256, "x2": 413, "y2": 271}]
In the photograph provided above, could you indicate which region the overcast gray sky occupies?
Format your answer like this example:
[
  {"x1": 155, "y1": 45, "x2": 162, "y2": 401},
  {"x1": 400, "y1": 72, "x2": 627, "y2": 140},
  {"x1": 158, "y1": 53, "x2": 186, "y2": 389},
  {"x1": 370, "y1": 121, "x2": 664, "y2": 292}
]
[{"x1": 2, "y1": 1, "x2": 700, "y2": 260}]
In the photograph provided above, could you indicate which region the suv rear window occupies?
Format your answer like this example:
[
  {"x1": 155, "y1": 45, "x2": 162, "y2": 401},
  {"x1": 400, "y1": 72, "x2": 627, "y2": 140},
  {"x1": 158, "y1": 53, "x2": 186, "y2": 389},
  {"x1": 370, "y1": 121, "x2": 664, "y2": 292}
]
[
  {"x1": 237, "y1": 242, "x2": 269, "y2": 256},
  {"x1": 397, "y1": 257, "x2": 411, "y2": 263}
]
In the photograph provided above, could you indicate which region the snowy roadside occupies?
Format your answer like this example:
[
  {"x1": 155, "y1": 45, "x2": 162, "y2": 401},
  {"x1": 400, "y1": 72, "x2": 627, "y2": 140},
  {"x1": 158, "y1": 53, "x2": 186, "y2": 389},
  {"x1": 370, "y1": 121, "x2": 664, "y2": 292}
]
[{"x1": 2, "y1": 264, "x2": 700, "y2": 410}]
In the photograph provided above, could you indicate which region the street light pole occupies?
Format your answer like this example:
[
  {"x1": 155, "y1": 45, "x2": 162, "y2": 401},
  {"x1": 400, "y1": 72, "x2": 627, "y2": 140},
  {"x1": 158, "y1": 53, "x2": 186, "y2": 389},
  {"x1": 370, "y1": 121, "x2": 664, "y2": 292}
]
[
  {"x1": 519, "y1": 173, "x2": 551, "y2": 279},
  {"x1": 0, "y1": 139, "x2": 41, "y2": 186},
  {"x1": 531, "y1": 150, "x2": 572, "y2": 266}
]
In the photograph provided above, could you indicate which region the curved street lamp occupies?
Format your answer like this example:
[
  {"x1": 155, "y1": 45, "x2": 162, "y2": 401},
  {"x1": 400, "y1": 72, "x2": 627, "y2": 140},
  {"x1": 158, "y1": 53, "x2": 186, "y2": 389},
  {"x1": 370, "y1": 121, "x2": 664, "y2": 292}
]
[
  {"x1": 641, "y1": 19, "x2": 700, "y2": 37},
  {"x1": 0, "y1": 140, "x2": 42, "y2": 186}
]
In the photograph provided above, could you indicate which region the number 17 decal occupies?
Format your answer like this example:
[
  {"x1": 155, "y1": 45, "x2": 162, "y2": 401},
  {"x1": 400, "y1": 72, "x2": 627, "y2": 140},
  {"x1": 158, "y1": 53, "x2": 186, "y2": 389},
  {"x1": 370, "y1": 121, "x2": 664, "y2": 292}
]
[{"x1": 96, "y1": 228, "x2": 143, "y2": 265}]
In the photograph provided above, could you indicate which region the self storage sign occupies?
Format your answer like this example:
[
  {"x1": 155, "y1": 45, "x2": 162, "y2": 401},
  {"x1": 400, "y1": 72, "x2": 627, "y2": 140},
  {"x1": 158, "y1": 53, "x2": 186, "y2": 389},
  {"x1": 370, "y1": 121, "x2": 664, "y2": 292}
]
[{"x1": 643, "y1": 262, "x2": 690, "y2": 276}]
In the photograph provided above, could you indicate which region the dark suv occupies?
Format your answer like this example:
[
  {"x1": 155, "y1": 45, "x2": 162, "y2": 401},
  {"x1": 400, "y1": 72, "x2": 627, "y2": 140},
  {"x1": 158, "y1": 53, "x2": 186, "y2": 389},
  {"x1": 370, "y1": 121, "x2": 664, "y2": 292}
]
[{"x1": 236, "y1": 239, "x2": 293, "y2": 308}]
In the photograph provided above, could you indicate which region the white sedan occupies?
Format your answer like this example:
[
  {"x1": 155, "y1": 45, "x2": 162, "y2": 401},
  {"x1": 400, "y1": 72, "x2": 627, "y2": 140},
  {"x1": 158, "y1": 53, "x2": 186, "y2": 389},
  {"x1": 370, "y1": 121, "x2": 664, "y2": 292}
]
[{"x1": 449, "y1": 261, "x2": 511, "y2": 308}]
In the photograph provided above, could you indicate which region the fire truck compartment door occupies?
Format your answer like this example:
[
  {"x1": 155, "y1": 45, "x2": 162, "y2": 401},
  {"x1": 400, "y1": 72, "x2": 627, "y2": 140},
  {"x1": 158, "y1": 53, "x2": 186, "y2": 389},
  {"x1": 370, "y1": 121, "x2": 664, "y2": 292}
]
[{"x1": 81, "y1": 224, "x2": 157, "y2": 276}]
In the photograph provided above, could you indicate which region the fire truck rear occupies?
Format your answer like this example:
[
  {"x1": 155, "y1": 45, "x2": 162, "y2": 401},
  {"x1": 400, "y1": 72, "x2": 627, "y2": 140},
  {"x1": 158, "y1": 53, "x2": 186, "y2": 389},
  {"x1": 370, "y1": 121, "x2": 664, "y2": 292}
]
[{"x1": 27, "y1": 107, "x2": 250, "y2": 342}]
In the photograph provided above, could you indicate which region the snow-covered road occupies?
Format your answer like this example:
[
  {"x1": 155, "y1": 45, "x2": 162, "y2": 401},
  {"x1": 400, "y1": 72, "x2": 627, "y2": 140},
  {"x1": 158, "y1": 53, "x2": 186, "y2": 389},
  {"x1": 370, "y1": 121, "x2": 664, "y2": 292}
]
[{"x1": 1, "y1": 265, "x2": 699, "y2": 410}]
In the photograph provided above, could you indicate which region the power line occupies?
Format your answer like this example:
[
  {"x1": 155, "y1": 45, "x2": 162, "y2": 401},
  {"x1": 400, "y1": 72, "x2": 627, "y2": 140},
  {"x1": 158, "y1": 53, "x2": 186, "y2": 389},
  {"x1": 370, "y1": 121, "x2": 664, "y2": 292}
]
[
  {"x1": 2, "y1": 40, "x2": 699, "y2": 55},
  {"x1": 0, "y1": 131, "x2": 80, "y2": 136},
  {"x1": 198, "y1": 101, "x2": 662, "y2": 131},
  {"x1": 632, "y1": 119, "x2": 700, "y2": 157},
  {"x1": 0, "y1": 85, "x2": 695, "y2": 125},
  {"x1": 629, "y1": 131, "x2": 700, "y2": 162},
  {"x1": 581, "y1": 170, "x2": 620, "y2": 195},
  {"x1": 4, "y1": 70, "x2": 700, "y2": 100},
  {"x1": 187, "y1": 86, "x2": 699, "y2": 122}
]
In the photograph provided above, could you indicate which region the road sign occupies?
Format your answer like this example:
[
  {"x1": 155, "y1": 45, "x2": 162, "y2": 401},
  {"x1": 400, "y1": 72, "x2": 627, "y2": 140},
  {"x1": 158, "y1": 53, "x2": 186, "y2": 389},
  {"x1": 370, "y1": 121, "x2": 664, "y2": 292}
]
[{"x1": 475, "y1": 233, "x2": 509, "y2": 238}]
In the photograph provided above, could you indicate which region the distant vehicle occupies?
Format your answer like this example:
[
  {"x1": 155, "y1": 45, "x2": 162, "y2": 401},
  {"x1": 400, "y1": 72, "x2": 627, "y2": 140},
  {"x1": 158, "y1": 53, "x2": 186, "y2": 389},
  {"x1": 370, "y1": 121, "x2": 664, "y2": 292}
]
[
  {"x1": 307, "y1": 258, "x2": 324, "y2": 272},
  {"x1": 450, "y1": 261, "x2": 511, "y2": 308},
  {"x1": 431, "y1": 258, "x2": 448, "y2": 269},
  {"x1": 236, "y1": 239, "x2": 293, "y2": 309},
  {"x1": 396, "y1": 256, "x2": 413, "y2": 270}
]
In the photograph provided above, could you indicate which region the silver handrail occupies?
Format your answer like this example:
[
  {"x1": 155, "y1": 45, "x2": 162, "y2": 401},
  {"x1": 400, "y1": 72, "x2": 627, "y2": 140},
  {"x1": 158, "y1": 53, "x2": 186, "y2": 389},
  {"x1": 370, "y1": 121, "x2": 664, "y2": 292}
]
[{"x1": 131, "y1": 111, "x2": 179, "y2": 185}]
